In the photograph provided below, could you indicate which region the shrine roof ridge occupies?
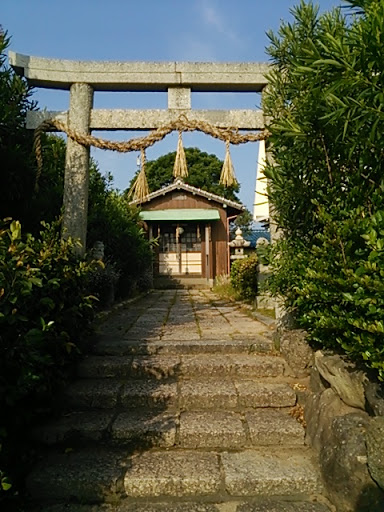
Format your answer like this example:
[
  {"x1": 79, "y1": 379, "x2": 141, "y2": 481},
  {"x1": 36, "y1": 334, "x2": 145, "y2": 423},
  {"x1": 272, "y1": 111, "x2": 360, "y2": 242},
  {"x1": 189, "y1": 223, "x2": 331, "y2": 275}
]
[{"x1": 129, "y1": 179, "x2": 245, "y2": 211}]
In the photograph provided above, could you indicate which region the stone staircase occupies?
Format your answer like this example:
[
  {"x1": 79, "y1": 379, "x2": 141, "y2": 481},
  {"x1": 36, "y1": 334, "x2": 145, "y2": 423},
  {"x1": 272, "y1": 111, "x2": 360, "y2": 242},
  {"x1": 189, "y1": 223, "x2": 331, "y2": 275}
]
[{"x1": 26, "y1": 290, "x2": 333, "y2": 511}]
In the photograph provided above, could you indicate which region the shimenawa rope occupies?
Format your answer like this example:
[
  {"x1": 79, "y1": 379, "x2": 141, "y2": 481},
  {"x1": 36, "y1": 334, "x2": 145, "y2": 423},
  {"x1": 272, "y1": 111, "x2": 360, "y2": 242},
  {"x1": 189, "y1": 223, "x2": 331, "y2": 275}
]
[{"x1": 33, "y1": 114, "x2": 270, "y2": 194}]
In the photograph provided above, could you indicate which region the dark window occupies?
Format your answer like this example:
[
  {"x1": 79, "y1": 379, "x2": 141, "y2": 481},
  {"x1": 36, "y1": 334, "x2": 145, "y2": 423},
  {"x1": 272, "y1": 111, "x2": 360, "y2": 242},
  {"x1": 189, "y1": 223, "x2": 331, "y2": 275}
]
[{"x1": 160, "y1": 224, "x2": 201, "y2": 252}]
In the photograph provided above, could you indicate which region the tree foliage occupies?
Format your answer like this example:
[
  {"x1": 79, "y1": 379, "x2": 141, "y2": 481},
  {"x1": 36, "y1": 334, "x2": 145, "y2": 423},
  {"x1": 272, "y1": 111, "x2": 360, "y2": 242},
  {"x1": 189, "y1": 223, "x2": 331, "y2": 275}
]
[
  {"x1": 231, "y1": 209, "x2": 254, "y2": 237},
  {"x1": 127, "y1": 147, "x2": 240, "y2": 201},
  {"x1": 0, "y1": 29, "x2": 37, "y2": 224},
  {"x1": 265, "y1": 0, "x2": 384, "y2": 379}
]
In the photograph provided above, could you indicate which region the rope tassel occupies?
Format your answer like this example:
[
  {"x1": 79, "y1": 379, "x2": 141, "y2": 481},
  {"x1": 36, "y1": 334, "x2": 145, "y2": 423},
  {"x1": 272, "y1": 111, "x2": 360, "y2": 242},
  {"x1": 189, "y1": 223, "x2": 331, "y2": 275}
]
[
  {"x1": 220, "y1": 140, "x2": 238, "y2": 187},
  {"x1": 173, "y1": 131, "x2": 188, "y2": 179},
  {"x1": 129, "y1": 149, "x2": 149, "y2": 202}
]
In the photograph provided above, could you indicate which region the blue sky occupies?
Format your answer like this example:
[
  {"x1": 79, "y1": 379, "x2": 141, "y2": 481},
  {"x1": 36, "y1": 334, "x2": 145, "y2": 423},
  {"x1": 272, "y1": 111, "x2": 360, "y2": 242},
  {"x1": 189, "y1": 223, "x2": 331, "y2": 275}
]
[{"x1": 3, "y1": 0, "x2": 344, "y2": 211}]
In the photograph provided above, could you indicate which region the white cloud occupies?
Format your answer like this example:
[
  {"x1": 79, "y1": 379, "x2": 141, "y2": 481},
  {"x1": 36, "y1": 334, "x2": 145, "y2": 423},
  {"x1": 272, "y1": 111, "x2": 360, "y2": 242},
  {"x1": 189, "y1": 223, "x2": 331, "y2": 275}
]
[
  {"x1": 178, "y1": 37, "x2": 217, "y2": 61},
  {"x1": 199, "y1": 1, "x2": 242, "y2": 46}
]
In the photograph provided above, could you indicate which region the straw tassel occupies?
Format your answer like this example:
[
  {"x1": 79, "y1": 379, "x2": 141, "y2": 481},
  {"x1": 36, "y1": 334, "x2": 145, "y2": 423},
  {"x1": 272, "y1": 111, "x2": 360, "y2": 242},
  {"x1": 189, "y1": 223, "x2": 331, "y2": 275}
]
[
  {"x1": 129, "y1": 149, "x2": 150, "y2": 202},
  {"x1": 220, "y1": 140, "x2": 238, "y2": 187},
  {"x1": 173, "y1": 131, "x2": 188, "y2": 179}
]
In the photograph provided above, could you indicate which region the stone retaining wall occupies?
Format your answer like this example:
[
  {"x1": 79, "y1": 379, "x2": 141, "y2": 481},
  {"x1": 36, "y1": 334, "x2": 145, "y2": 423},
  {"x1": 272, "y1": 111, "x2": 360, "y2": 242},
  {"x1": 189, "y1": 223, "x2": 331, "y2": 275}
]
[{"x1": 281, "y1": 330, "x2": 384, "y2": 512}]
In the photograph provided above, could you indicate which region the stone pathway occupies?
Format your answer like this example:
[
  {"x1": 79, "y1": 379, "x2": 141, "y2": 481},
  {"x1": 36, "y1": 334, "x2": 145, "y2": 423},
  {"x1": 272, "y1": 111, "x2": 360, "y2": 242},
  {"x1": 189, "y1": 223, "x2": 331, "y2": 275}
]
[{"x1": 27, "y1": 289, "x2": 334, "y2": 511}]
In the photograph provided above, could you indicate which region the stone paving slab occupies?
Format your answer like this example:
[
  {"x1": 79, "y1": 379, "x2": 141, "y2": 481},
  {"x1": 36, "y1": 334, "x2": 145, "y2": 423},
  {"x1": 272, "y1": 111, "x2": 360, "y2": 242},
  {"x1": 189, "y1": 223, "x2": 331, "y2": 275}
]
[
  {"x1": 65, "y1": 380, "x2": 123, "y2": 409},
  {"x1": 231, "y1": 334, "x2": 273, "y2": 344},
  {"x1": 161, "y1": 328, "x2": 201, "y2": 341},
  {"x1": 134, "y1": 315, "x2": 167, "y2": 325},
  {"x1": 181, "y1": 355, "x2": 233, "y2": 378},
  {"x1": 37, "y1": 501, "x2": 332, "y2": 512},
  {"x1": 121, "y1": 381, "x2": 178, "y2": 409},
  {"x1": 93, "y1": 338, "x2": 273, "y2": 357},
  {"x1": 179, "y1": 411, "x2": 246, "y2": 449},
  {"x1": 222, "y1": 449, "x2": 323, "y2": 497},
  {"x1": 119, "y1": 502, "x2": 331, "y2": 512},
  {"x1": 93, "y1": 338, "x2": 152, "y2": 356},
  {"x1": 123, "y1": 451, "x2": 221, "y2": 498},
  {"x1": 96, "y1": 313, "x2": 140, "y2": 333},
  {"x1": 124, "y1": 328, "x2": 163, "y2": 341},
  {"x1": 199, "y1": 331, "x2": 233, "y2": 340},
  {"x1": 130, "y1": 355, "x2": 182, "y2": 379},
  {"x1": 179, "y1": 354, "x2": 284, "y2": 378},
  {"x1": 111, "y1": 411, "x2": 177, "y2": 447},
  {"x1": 196, "y1": 311, "x2": 223, "y2": 318},
  {"x1": 235, "y1": 382, "x2": 296, "y2": 408},
  {"x1": 236, "y1": 500, "x2": 331, "y2": 512},
  {"x1": 32, "y1": 411, "x2": 114, "y2": 445},
  {"x1": 27, "y1": 449, "x2": 127, "y2": 502},
  {"x1": 179, "y1": 380, "x2": 238, "y2": 409},
  {"x1": 245, "y1": 410, "x2": 304, "y2": 446},
  {"x1": 162, "y1": 316, "x2": 199, "y2": 327},
  {"x1": 197, "y1": 321, "x2": 227, "y2": 330},
  {"x1": 150, "y1": 338, "x2": 273, "y2": 355},
  {"x1": 77, "y1": 356, "x2": 133, "y2": 378},
  {"x1": 35, "y1": 506, "x2": 113, "y2": 512},
  {"x1": 231, "y1": 326, "x2": 270, "y2": 337},
  {"x1": 228, "y1": 355, "x2": 284, "y2": 378},
  {"x1": 115, "y1": 504, "x2": 222, "y2": 512}
]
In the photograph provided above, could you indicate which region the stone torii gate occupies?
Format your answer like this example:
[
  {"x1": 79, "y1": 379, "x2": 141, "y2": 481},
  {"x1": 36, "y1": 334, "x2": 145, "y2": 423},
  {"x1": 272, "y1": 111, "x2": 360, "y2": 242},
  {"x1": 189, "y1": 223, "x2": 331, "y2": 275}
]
[{"x1": 9, "y1": 53, "x2": 270, "y2": 255}]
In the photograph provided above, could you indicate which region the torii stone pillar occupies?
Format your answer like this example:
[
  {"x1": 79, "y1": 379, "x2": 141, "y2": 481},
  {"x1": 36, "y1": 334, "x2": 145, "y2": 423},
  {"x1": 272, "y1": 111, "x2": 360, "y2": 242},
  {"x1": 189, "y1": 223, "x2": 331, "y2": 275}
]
[{"x1": 62, "y1": 83, "x2": 94, "y2": 255}]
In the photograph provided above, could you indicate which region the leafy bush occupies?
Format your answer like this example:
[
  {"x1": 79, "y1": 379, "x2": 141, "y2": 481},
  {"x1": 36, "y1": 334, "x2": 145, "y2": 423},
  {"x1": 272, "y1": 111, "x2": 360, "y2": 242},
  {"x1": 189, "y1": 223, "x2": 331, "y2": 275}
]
[
  {"x1": 264, "y1": 0, "x2": 384, "y2": 379},
  {"x1": 87, "y1": 192, "x2": 153, "y2": 297},
  {"x1": 10, "y1": 131, "x2": 153, "y2": 299},
  {"x1": 213, "y1": 274, "x2": 242, "y2": 302},
  {"x1": 87, "y1": 260, "x2": 121, "y2": 309},
  {"x1": 230, "y1": 254, "x2": 258, "y2": 301},
  {"x1": 0, "y1": 219, "x2": 98, "y2": 500}
]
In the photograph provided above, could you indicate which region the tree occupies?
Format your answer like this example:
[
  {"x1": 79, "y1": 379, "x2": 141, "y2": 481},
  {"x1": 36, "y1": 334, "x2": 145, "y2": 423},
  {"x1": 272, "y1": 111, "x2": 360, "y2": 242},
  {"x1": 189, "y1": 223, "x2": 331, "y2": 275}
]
[
  {"x1": 0, "y1": 28, "x2": 37, "y2": 225},
  {"x1": 230, "y1": 209, "x2": 253, "y2": 237},
  {"x1": 127, "y1": 147, "x2": 240, "y2": 202},
  {"x1": 264, "y1": 0, "x2": 384, "y2": 379}
]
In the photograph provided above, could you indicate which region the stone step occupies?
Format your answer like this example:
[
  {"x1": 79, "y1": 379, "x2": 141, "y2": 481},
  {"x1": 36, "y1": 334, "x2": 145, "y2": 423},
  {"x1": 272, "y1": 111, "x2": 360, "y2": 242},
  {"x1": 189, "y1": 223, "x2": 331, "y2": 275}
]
[
  {"x1": 32, "y1": 409, "x2": 304, "y2": 449},
  {"x1": 36, "y1": 500, "x2": 332, "y2": 511},
  {"x1": 92, "y1": 336, "x2": 273, "y2": 356},
  {"x1": 64, "y1": 380, "x2": 297, "y2": 411},
  {"x1": 27, "y1": 448, "x2": 323, "y2": 504},
  {"x1": 178, "y1": 410, "x2": 304, "y2": 449},
  {"x1": 77, "y1": 354, "x2": 285, "y2": 380},
  {"x1": 123, "y1": 448, "x2": 323, "y2": 499},
  {"x1": 179, "y1": 381, "x2": 296, "y2": 410}
]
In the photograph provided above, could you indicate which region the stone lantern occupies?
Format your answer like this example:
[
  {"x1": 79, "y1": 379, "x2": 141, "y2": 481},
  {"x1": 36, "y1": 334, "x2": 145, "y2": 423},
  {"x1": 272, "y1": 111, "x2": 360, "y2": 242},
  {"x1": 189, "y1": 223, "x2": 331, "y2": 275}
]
[{"x1": 229, "y1": 228, "x2": 251, "y2": 261}]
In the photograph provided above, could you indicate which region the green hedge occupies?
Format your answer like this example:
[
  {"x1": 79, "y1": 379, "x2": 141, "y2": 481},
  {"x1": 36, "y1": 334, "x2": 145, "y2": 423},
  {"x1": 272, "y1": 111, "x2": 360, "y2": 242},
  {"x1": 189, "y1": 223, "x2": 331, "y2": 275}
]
[
  {"x1": 230, "y1": 254, "x2": 258, "y2": 301},
  {"x1": 0, "y1": 219, "x2": 98, "y2": 500},
  {"x1": 264, "y1": 0, "x2": 384, "y2": 379}
]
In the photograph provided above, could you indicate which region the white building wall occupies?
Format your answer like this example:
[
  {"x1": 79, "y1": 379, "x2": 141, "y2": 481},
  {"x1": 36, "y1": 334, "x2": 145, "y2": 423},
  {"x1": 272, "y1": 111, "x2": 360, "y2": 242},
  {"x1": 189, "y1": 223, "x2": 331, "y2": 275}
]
[{"x1": 253, "y1": 140, "x2": 269, "y2": 223}]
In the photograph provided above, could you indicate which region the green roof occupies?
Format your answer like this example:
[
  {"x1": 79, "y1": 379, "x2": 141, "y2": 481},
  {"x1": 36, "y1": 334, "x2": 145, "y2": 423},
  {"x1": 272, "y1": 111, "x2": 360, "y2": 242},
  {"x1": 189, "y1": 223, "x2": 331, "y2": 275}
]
[{"x1": 139, "y1": 209, "x2": 220, "y2": 222}]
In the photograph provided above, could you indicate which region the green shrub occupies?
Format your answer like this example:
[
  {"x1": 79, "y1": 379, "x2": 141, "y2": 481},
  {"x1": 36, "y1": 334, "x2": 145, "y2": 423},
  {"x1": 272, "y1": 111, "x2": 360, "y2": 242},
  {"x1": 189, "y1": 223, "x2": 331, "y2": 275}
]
[
  {"x1": 230, "y1": 254, "x2": 258, "y2": 301},
  {"x1": 87, "y1": 260, "x2": 121, "y2": 309},
  {"x1": 0, "y1": 219, "x2": 98, "y2": 501},
  {"x1": 264, "y1": 1, "x2": 384, "y2": 379},
  {"x1": 87, "y1": 193, "x2": 153, "y2": 297}
]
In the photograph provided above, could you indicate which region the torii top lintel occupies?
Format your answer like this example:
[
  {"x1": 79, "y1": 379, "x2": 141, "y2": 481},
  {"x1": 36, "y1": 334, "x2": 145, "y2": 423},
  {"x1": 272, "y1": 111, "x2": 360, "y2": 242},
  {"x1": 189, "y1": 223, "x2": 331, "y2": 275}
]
[{"x1": 9, "y1": 52, "x2": 270, "y2": 92}]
